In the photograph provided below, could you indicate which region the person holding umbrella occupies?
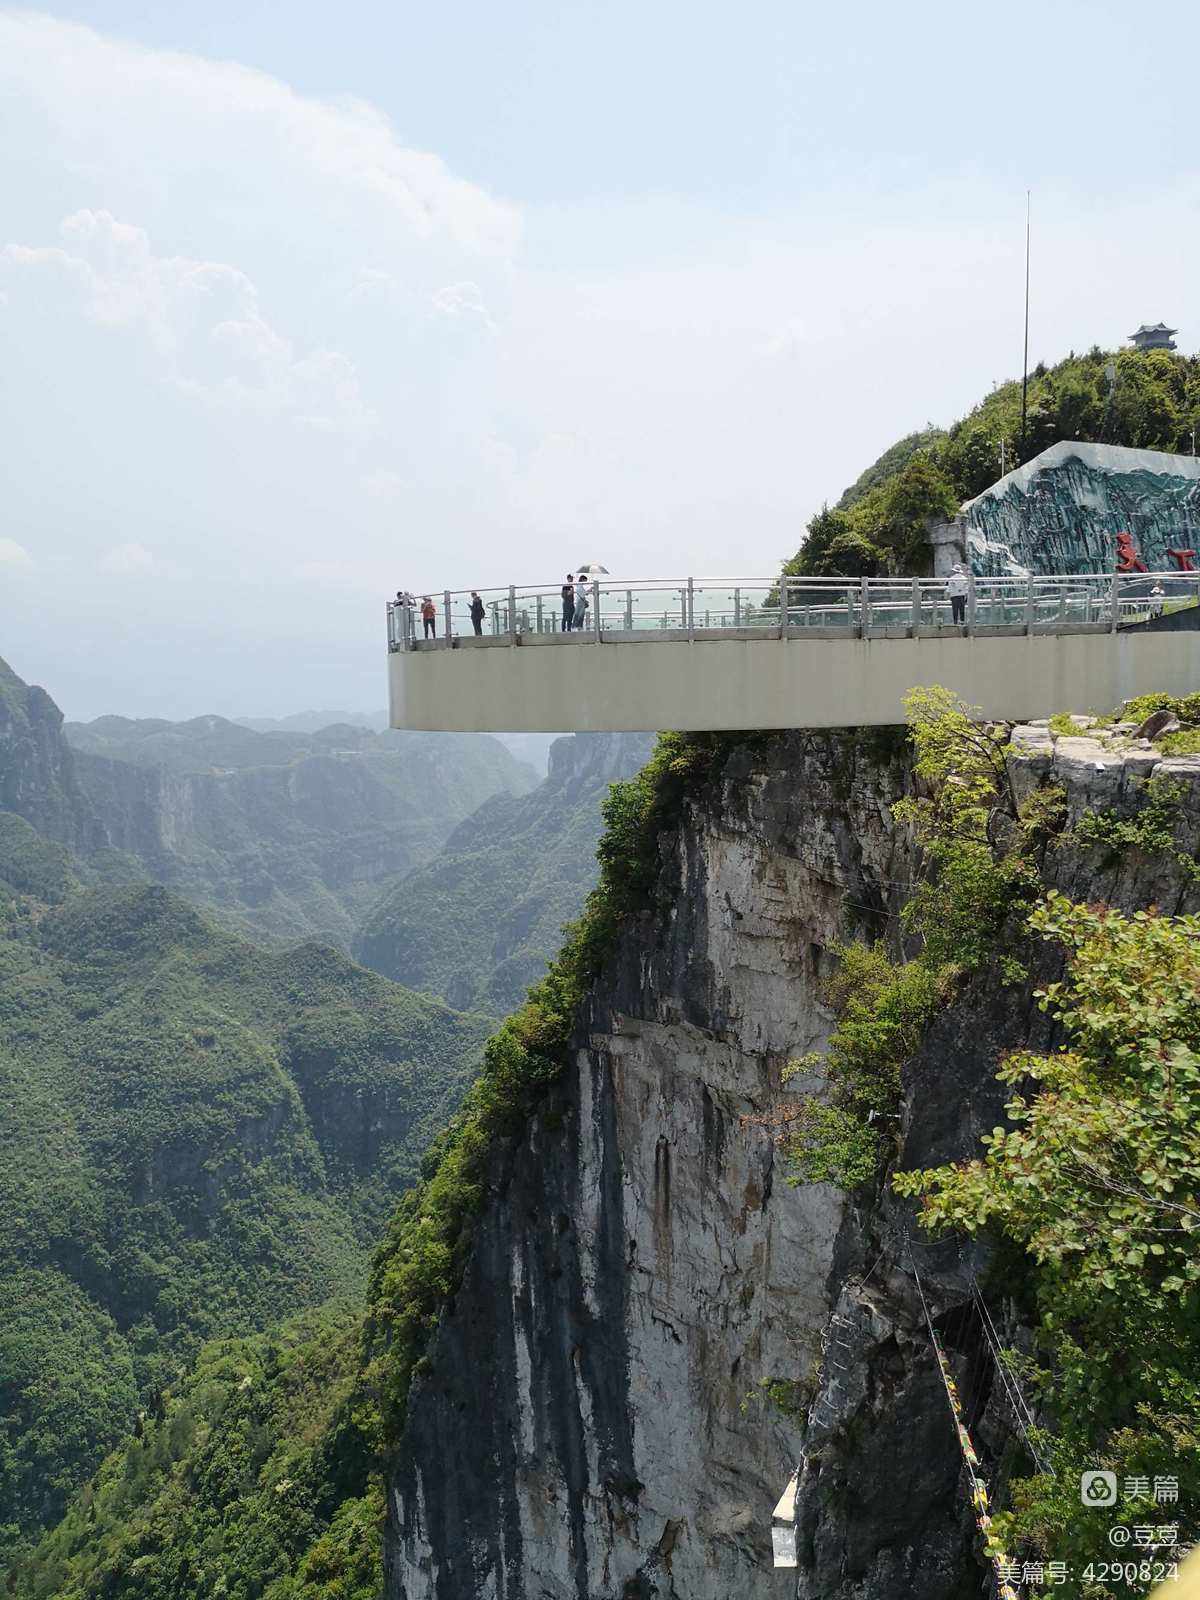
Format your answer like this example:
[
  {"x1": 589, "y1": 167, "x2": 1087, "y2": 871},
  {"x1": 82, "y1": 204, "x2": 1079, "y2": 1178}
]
[{"x1": 573, "y1": 562, "x2": 608, "y2": 633}]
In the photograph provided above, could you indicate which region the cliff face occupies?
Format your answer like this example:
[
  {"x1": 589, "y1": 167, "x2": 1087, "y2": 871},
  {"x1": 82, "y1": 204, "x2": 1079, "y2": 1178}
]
[
  {"x1": 0, "y1": 656, "x2": 104, "y2": 851},
  {"x1": 385, "y1": 727, "x2": 1200, "y2": 1600}
]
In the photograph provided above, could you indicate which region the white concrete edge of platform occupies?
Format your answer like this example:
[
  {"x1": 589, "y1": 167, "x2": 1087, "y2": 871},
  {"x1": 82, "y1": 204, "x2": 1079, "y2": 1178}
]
[{"x1": 389, "y1": 628, "x2": 1200, "y2": 733}]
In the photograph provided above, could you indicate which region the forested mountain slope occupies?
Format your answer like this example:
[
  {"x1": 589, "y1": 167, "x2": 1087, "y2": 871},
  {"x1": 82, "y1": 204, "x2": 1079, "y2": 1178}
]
[
  {"x1": 0, "y1": 657, "x2": 495, "y2": 1568},
  {"x1": 0, "y1": 856, "x2": 488, "y2": 1567},
  {"x1": 354, "y1": 732, "x2": 654, "y2": 1015},
  {"x1": 16, "y1": 705, "x2": 1200, "y2": 1600},
  {"x1": 792, "y1": 344, "x2": 1200, "y2": 577},
  {"x1": 53, "y1": 709, "x2": 536, "y2": 948}
]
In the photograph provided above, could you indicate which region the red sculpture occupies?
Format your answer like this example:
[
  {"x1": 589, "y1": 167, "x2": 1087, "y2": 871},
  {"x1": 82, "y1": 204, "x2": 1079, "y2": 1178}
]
[
  {"x1": 1166, "y1": 547, "x2": 1197, "y2": 572},
  {"x1": 1115, "y1": 531, "x2": 1147, "y2": 573}
]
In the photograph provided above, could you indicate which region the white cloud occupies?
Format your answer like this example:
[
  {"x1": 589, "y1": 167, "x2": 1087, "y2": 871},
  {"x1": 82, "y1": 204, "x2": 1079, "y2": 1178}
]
[
  {"x1": 99, "y1": 542, "x2": 160, "y2": 575},
  {"x1": 0, "y1": 538, "x2": 33, "y2": 567},
  {"x1": 363, "y1": 470, "x2": 406, "y2": 500},
  {"x1": 0, "y1": 13, "x2": 519, "y2": 260},
  {"x1": 431, "y1": 281, "x2": 496, "y2": 332},
  {"x1": 5, "y1": 210, "x2": 375, "y2": 434}
]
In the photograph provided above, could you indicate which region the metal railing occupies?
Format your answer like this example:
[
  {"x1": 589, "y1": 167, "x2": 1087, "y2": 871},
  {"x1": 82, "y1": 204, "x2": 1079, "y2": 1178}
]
[{"x1": 387, "y1": 572, "x2": 1200, "y2": 652}]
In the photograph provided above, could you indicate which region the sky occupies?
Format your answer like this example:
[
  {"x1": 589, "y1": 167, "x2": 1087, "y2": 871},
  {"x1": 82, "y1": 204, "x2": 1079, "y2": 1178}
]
[{"x1": 1, "y1": 0, "x2": 1197, "y2": 719}]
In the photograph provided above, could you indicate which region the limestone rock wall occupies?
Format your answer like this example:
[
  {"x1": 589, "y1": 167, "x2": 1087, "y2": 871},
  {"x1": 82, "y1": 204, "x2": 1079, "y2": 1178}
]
[{"x1": 385, "y1": 727, "x2": 1200, "y2": 1600}]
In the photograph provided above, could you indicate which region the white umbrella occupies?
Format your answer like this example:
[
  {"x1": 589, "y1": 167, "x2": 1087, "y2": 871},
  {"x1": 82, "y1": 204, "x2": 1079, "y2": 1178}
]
[{"x1": 575, "y1": 561, "x2": 610, "y2": 576}]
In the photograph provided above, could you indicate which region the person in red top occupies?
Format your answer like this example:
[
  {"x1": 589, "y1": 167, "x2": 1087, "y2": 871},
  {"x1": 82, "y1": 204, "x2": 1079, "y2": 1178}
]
[{"x1": 421, "y1": 596, "x2": 437, "y2": 639}]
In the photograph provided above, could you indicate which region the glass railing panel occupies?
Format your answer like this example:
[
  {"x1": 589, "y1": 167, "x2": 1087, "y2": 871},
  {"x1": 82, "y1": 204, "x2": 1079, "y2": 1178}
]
[
  {"x1": 782, "y1": 579, "x2": 856, "y2": 629},
  {"x1": 386, "y1": 569, "x2": 1200, "y2": 648}
]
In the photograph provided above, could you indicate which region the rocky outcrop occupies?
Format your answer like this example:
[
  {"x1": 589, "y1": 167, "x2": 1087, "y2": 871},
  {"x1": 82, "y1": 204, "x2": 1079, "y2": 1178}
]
[
  {"x1": 0, "y1": 655, "x2": 105, "y2": 851},
  {"x1": 385, "y1": 726, "x2": 1200, "y2": 1600}
]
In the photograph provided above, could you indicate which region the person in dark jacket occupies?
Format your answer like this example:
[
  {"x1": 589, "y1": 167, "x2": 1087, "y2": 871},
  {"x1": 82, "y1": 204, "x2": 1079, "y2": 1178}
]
[
  {"x1": 561, "y1": 575, "x2": 575, "y2": 631},
  {"x1": 469, "y1": 591, "x2": 485, "y2": 635}
]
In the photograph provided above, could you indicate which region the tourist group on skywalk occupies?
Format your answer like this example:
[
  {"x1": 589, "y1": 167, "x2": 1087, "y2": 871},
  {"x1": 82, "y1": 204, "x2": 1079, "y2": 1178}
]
[{"x1": 395, "y1": 572, "x2": 596, "y2": 643}]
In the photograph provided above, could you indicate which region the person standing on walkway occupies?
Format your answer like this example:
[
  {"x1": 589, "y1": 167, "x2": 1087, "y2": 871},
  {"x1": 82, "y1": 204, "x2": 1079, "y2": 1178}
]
[
  {"x1": 561, "y1": 575, "x2": 575, "y2": 631},
  {"x1": 469, "y1": 591, "x2": 485, "y2": 635},
  {"x1": 573, "y1": 580, "x2": 590, "y2": 631},
  {"x1": 946, "y1": 564, "x2": 968, "y2": 628},
  {"x1": 421, "y1": 596, "x2": 437, "y2": 639}
]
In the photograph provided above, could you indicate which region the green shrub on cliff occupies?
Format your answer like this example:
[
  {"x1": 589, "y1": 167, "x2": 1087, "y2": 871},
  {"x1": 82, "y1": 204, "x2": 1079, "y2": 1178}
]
[
  {"x1": 895, "y1": 893, "x2": 1200, "y2": 1587},
  {"x1": 781, "y1": 945, "x2": 948, "y2": 1187},
  {"x1": 776, "y1": 688, "x2": 1061, "y2": 1191}
]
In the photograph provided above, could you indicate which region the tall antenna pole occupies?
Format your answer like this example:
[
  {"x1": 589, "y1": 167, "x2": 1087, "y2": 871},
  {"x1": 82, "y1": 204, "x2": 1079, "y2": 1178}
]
[{"x1": 1019, "y1": 190, "x2": 1031, "y2": 457}]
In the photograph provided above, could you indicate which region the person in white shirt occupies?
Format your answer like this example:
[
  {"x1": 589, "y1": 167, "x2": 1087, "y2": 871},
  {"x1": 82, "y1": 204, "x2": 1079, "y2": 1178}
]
[{"x1": 946, "y1": 564, "x2": 969, "y2": 627}]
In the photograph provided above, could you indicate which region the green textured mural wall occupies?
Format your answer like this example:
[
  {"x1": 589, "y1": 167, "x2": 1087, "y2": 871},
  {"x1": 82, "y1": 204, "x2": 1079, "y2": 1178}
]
[{"x1": 964, "y1": 441, "x2": 1200, "y2": 576}]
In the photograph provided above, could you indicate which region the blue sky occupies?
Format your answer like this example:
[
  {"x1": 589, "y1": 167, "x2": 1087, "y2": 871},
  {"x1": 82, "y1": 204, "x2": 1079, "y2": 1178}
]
[{"x1": 1, "y1": 1, "x2": 1196, "y2": 717}]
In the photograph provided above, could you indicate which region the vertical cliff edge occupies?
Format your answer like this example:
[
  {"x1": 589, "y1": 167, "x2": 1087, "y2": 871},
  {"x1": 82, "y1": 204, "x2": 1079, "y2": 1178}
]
[{"x1": 384, "y1": 724, "x2": 1200, "y2": 1600}]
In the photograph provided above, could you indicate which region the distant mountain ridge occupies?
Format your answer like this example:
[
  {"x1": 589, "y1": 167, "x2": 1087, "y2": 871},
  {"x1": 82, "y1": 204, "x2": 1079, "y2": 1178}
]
[
  {"x1": 355, "y1": 731, "x2": 654, "y2": 1015},
  {"x1": 55, "y1": 710, "x2": 537, "y2": 947},
  {"x1": 236, "y1": 709, "x2": 387, "y2": 735}
]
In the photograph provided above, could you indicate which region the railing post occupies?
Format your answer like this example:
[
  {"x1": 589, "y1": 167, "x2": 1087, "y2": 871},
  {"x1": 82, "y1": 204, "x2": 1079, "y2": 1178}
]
[
  {"x1": 859, "y1": 577, "x2": 869, "y2": 637},
  {"x1": 687, "y1": 577, "x2": 695, "y2": 641},
  {"x1": 781, "y1": 572, "x2": 789, "y2": 640},
  {"x1": 966, "y1": 574, "x2": 976, "y2": 636},
  {"x1": 443, "y1": 590, "x2": 451, "y2": 645},
  {"x1": 733, "y1": 586, "x2": 741, "y2": 628},
  {"x1": 911, "y1": 577, "x2": 920, "y2": 635},
  {"x1": 593, "y1": 580, "x2": 601, "y2": 640},
  {"x1": 625, "y1": 589, "x2": 633, "y2": 631},
  {"x1": 1025, "y1": 576, "x2": 1035, "y2": 634},
  {"x1": 509, "y1": 584, "x2": 517, "y2": 643},
  {"x1": 536, "y1": 594, "x2": 543, "y2": 634},
  {"x1": 1110, "y1": 565, "x2": 1119, "y2": 633}
]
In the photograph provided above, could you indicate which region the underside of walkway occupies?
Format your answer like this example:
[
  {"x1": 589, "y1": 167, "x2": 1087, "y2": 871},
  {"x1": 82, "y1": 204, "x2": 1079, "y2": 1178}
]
[{"x1": 388, "y1": 627, "x2": 1200, "y2": 732}]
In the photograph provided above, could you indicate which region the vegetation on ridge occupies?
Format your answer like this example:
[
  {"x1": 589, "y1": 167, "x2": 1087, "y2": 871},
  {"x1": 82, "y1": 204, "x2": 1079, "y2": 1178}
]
[
  {"x1": 11, "y1": 1306, "x2": 381, "y2": 1600},
  {"x1": 788, "y1": 346, "x2": 1200, "y2": 578}
]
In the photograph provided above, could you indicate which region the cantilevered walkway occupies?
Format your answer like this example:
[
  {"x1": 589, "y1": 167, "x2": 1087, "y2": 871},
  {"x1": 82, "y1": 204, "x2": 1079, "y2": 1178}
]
[{"x1": 387, "y1": 573, "x2": 1200, "y2": 732}]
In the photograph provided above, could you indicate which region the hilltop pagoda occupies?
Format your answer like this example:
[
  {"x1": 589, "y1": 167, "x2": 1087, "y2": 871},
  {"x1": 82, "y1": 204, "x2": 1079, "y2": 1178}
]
[{"x1": 1128, "y1": 322, "x2": 1178, "y2": 351}]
